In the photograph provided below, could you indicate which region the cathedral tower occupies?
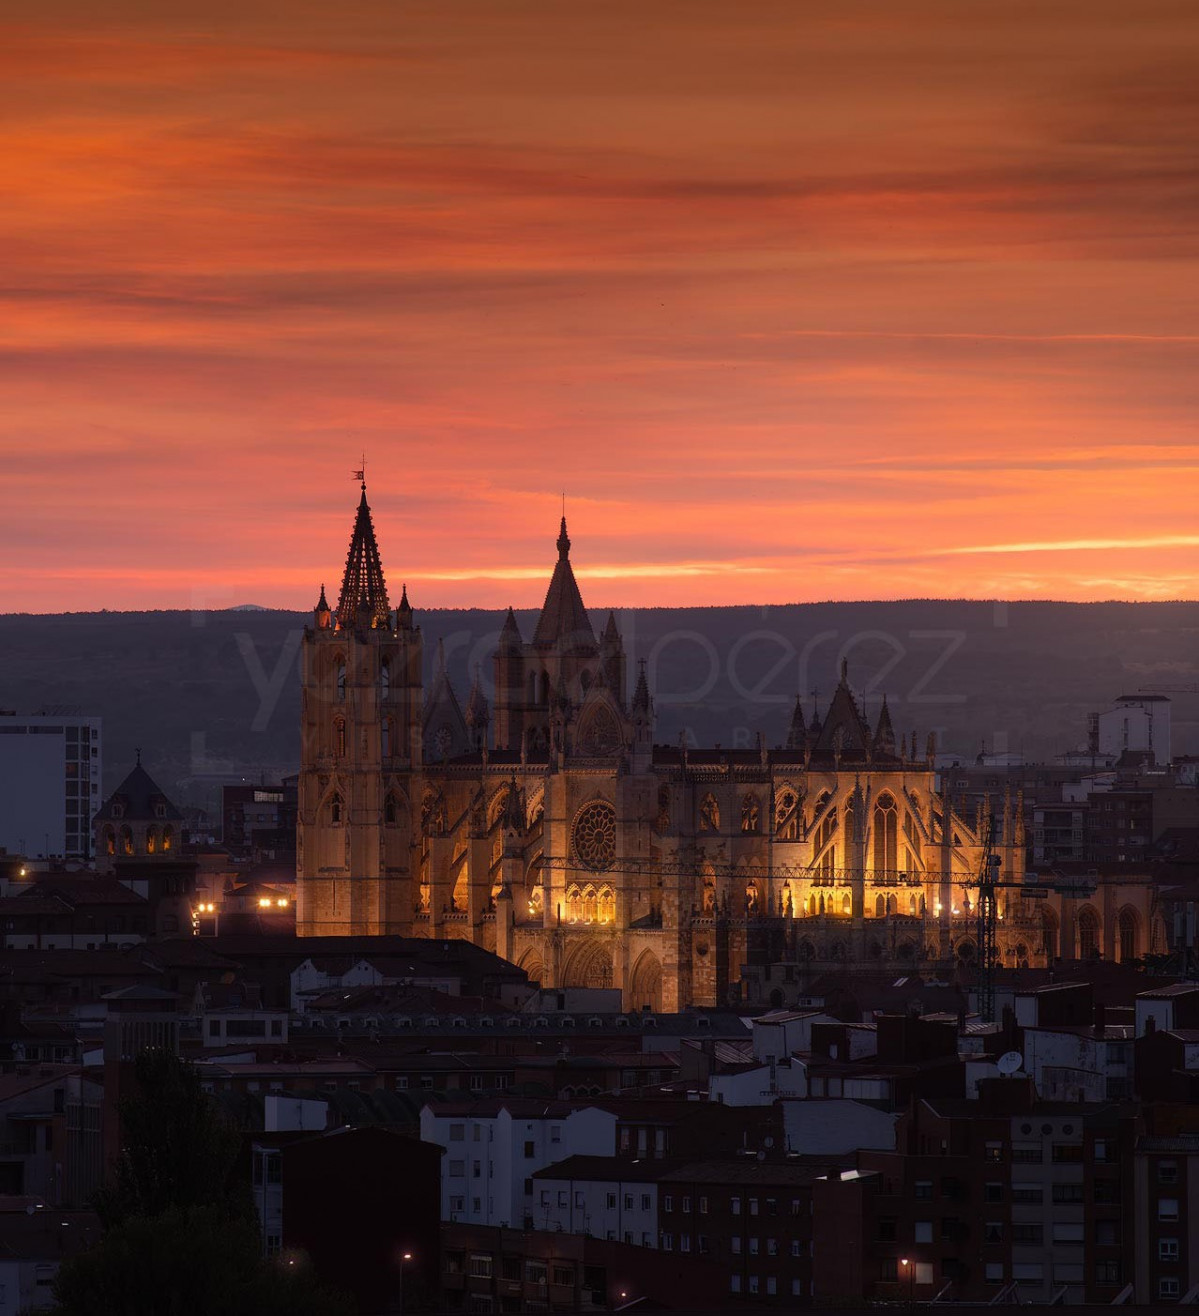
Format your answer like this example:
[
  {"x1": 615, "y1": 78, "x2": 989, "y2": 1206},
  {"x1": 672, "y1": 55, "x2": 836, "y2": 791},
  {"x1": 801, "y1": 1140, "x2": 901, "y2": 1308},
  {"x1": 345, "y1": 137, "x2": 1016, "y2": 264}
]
[{"x1": 296, "y1": 483, "x2": 422, "y2": 935}]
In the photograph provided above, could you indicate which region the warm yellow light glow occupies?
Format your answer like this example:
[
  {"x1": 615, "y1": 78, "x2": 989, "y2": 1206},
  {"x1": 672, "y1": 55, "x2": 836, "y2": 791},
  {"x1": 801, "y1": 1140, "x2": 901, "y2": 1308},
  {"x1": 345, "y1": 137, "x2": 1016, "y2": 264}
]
[
  {"x1": 276, "y1": 898, "x2": 288, "y2": 908},
  {"x1": 18, "y1": 868, "x2": 27, "y2": 878},
  {"x1": 258, "y1": 897, "x2": 271, "y2": 908}
]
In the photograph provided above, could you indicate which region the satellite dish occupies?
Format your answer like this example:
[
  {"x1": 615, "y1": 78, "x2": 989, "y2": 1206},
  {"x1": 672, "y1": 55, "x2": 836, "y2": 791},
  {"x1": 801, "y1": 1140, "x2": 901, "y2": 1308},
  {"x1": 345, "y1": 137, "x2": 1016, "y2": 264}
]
[{"x1": 997, "y1": 1050, "x2": 1023, "y2": 1076}]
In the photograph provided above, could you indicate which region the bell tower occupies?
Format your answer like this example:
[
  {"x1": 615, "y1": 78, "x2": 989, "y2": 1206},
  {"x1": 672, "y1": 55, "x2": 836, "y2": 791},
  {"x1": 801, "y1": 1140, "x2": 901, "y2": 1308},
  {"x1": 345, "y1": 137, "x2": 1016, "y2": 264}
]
[{"x1": 296, "y1": 481, "x2": 422, "y2": 936}]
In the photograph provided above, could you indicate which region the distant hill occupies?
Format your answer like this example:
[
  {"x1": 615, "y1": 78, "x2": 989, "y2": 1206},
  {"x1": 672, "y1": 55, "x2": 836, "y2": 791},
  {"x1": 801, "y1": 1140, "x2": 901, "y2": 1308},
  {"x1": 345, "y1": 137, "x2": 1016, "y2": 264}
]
[{"x1": 3, "y1": 601, "x2": 1199, "y2": 815}]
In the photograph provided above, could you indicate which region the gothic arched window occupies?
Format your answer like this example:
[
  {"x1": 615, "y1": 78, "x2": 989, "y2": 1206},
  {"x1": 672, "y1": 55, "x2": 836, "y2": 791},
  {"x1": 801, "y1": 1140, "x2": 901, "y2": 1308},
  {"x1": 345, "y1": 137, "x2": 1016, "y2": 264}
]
[
  {"x1": 162, "y1": 825, "x2": 174, "y2": 852},
  {"x1": 335, "y1": 659, "x2": 347, "y2": 703},
  {"x1": 1078, "y1": 907, "x2": 1100, "y2": 959},
  {"x1": 1118, "y1": 907, "x2": 1138, "y2": 963},
  {"x1": 874, "y1": 794, "x2": 898, "y2": 874},
  {"x1": 120, "y1": 825, "x2": 134, "y2": 856},
  {"x1": 566, "y1": 884, "x2": 582, "y2": 923},
  {"x1": 103, "y1": 826, "x2": 116, "y2": 857},
  {"x1": 598, "y1": 886, "x2": 615, "y2": 924},
  {"x1": 146, "y1": 826, "x2": 158, "y2": 855},
  {"x1": 381, "y1": 718, "x2": 393, "y2": 760},
  {"x1": 329, "y1": 794, "x2": 343, "y2": 825},
  {"x1": 385, "y1": 793, "x2": 398, "y2": 826},
  {"x1": 741, "y1": 794, "x2": 760, "y2": 833},
  {"x1": 700, "y1": 793, "x2": 720, "y2": 833},
  {"x1": 334, "y1": 718, "x2": 347, "y2": 759},
  {"x1": 381, "y1": 657, "x2": 391, "y2": 700}
]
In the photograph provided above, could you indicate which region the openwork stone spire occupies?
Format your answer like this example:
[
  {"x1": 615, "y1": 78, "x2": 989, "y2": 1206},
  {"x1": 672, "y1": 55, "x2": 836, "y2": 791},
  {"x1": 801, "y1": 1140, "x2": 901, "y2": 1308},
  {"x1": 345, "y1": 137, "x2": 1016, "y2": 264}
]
[
  {"x1": 336, "y1": 483, "x2": 391, "y2": 629},
  {"x1": 532, "y1": 516, "x2": 594, "y2": 649}
]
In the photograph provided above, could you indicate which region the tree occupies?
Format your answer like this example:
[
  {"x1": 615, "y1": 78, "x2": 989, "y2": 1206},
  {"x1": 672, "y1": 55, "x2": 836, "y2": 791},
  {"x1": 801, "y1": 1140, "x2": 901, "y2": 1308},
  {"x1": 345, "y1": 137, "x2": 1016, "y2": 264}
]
[
  {"x1": 54, "y1": 1050, "x2": 355, "y2": 1316},
  {"x1": 95, "y1": 1048, "x2": 247, "y2": 1228},
  {"x1": 53, "y1": 1205, "x2": 355, "y2": 1316}
]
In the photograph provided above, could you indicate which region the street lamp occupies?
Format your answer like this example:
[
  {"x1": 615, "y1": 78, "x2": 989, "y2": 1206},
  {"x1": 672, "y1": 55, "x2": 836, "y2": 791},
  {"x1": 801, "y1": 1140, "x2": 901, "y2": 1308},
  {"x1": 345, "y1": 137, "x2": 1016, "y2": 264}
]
[
  {"x1": 399, "y1": 1251, "x2": 413, "y2": 1315},
  {"x1": 900, "y1": 1257, "x2": 915, "y2": 1304}
]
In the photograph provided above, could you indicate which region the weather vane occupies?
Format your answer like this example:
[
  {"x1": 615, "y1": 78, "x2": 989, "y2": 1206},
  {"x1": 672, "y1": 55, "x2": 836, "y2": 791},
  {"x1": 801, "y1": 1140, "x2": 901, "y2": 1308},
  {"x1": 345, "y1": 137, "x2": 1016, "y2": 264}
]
[{"x1": 352, "y1": 454, "x2": 366, "y2": 490}]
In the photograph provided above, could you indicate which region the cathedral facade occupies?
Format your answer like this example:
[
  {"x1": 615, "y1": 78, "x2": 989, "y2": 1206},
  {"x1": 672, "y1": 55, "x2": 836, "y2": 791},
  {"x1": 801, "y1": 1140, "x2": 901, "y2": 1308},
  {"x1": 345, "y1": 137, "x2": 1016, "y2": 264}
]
[{"x1": 296, "y1": 487, "x2": 1157, "y2": 1010}]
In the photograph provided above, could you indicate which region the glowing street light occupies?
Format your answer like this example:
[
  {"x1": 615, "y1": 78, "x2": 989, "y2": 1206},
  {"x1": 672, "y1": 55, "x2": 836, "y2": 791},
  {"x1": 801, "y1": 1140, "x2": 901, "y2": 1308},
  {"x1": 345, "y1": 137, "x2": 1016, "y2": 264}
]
[{"x1": 399, "y1": 1250, "x2": 414, "y2": 1314}]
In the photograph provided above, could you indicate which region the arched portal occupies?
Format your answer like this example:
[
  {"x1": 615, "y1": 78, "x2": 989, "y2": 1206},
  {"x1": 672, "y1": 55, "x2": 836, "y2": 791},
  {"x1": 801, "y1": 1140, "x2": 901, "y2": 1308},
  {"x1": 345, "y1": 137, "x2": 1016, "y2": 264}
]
[
  {"x1": 1077, "y1": 907, "x2": 1100, "y2": 960},
  {"x1": 517, "y1": 950, "x2": 544, "y2": 987},
  {"x1": 561, "y1": 939, "x2": 613, "y2": 990},
  {"x1": 628, "y1": 951, "x2": 663, "y2": 1013}
]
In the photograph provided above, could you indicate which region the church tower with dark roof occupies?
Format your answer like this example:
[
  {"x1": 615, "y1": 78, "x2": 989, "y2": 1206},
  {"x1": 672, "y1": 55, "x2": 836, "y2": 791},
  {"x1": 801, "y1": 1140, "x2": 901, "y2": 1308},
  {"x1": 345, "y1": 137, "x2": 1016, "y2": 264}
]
[{"x1": 296, "y1": 481, "x2": 422, "y2": 936}]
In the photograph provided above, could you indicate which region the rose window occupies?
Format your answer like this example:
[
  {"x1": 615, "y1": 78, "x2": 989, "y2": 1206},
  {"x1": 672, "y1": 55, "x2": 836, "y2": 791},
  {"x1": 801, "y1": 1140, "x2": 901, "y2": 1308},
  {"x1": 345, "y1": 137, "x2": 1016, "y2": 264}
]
[{"x1": 572, "y1": 801, "x2": 617, "y2": 872}]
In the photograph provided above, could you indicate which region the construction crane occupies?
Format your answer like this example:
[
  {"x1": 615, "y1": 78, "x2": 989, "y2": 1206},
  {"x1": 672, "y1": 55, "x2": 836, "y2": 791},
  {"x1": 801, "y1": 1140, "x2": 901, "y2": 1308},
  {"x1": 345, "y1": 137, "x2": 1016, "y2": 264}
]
[{"x1": 969, "y1": 817, "x2": 1096, "y2": 1023}]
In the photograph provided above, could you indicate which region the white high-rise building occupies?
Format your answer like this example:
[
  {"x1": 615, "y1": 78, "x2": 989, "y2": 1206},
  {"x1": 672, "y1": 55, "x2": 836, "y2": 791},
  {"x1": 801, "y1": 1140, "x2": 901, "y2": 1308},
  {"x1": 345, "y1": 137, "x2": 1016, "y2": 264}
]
[{"x1": 0, "y1": 713, "x2": 102, "y2": 860}]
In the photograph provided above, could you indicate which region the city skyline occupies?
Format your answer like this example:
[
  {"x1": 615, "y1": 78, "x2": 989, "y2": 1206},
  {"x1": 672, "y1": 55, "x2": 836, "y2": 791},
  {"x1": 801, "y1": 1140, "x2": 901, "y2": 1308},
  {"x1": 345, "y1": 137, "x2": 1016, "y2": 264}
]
[{"x1": 4, "y1": 2, "x2": 1199, "y2": 612}]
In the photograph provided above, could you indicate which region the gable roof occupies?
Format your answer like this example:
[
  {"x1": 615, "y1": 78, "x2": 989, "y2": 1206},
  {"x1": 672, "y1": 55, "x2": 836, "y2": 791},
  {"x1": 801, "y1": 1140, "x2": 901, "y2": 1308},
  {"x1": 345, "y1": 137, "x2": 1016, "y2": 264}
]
[{"x1": 94, "y1": 760, "x2": 183, "y2": 824}]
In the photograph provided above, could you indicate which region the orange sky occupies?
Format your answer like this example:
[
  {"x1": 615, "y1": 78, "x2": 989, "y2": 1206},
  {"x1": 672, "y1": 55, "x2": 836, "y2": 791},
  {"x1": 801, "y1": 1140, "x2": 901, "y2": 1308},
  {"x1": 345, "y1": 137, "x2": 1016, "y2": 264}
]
[{"x1": 3, "y1": 1, "x2": 1199, "y2": 612}]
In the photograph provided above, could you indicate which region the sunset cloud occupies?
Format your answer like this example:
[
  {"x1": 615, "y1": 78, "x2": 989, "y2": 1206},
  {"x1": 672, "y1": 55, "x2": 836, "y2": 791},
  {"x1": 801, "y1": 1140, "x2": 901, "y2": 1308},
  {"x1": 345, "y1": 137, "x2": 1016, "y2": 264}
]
[{"x1": 2, "y1": 2, "x2": 1198, "y2": 612}]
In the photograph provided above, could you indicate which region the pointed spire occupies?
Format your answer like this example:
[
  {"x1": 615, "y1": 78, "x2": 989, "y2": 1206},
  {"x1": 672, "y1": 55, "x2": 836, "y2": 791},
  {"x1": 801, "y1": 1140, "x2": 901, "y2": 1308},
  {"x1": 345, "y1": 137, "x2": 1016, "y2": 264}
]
[
  {"x1": 396, "y1": 582, "x2": 412, "y2": 630},
  {"x1": 499, "y1": 606, "x2": 523, "y2": 653},
  {"x1": 336, "y1": 483, "x2": 391, "y2": 629},
  {"x1": 786, "y1": 695, "x2": 808, "y2": 752},
  {"x1": 465, "y1": 665, "x2": 490, "y2": 729},
  {"x1": 533, "y1": 516, "x2": 594, "y2": 650},
  {"x1": 632, "y1": 659, "x2": 652, "y2": 715},
  {"x1": 872, "y1": 696, "x2": 897, "y2": 759},
  {"x1": 601, "y1": 610, "x2": 621, "y2": 647}
]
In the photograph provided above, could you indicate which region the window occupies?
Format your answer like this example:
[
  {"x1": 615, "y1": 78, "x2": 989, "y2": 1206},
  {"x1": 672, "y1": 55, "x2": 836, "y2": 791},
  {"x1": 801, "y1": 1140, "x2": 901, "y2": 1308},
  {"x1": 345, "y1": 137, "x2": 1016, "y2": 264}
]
[
  {"x1": 641, "y1": 1194, "x2": 651, "y2": 1210},
  {"x1": 624, "y1": 1195, "x2": 634, "y2": 1210},
  {"x1": 878, "y1": 1218, "x2": 897, "y2": 1242},
  {"x1": 984, "y1": 1141, "x2": 1004, "y2": 1163},
  {"x1": 679, "y1": 1235, "x2": 691, "y2": 1253},
  {"x1": 682, "y1": 1196, "x2": 691, "y2": 1214},
  {"x1": 983, "y1": 1221, "x2": 1003, "y2": 1244},
  {"x1": 765, "y1": 1197, "x2": 778, "y2": 1216},
  {"x1": 984, "y1": 1182, "x2": 1003, "y2": 1203},
  {"x1": 552, "y1": 1266, "x2": 571, "y2": 1288},
  {"x1": 523, "y1": 1140, "x2": 534, "y2": 1158},
  {"x1": 766, "y1": 1278, "x2": 777, "y2": 1296},
  {"x1": 526, "y1": 1262, "x2": 547, "y2": 1286},
  {"x1": 914, "y1": 1180, "x2": 933, "y2": 1200},
  {"x1": 1012, "y1": 1264, "x2": 1043, "y2": 1283},
  {"x1": 732, "y1": 1237, "x2": 741, "y2": 1255},
  {"x1": 1160, "y1": 1239, "x2": 1180, "y2": 1261},
  {"x1": 469, "y1": 1256, "x2": 493, "y2": 1278},
  {"x1": 662, "y1": 1194, "x2": 672, "y2": 1213},
  {"x1": 607, "y1": 1193, "x2": 617, "y2": 1210},
  {"x1": 731, "y1": 1196, "x2": 741, "y2": 1215},
  {"x1": 730, "y1": 1276, "x2": 741, "y2": 1294},
  {"x1": 1095, "y1": 1260, "x2": 1122, "y2": 1286},
  {"x1": 1093, "y1": 1139, "x2": 1109, "y2": 1162},
  {"x1": 1158, "y1": 1160, "x2": 1180, "y2": 1184},
  {"x1": 748, "y1": 1276, "x2": 760, "y2": 1295},
  {"x1": 1159, "y1": 1198, "x2": 1180, "y2": 1222},
  {"x1": 699, "y1": 1195, "x2": 708, "y2": 1214},
  {"x1": 1052, "y1": 1223, "x2": 1084, "y2": 1245},
  {"x1": 914, "y1": 1221, "x2": 933, "y2": 1243},
  {"x1": 985, "y1": 1264, "x2": 1004, "y2": 1284},
  {"x1": 1093, "y1": 1178, "x2": 1121, "y2": 1204},
  {"x1": 1011, "y1": 1143, "x2": 1042, "y2": 1164},
  {"x1": 1095, "y1": 1219, "x2": 1119, "y2": 1247},
  {"x1": 1052, "y1": 1263, "x2": 1084, "y2": 1284},
  {"x1": 749, "y1": 1197, "x2": 759, "y2": 1216},
  {"x1": 1052, "y1": 1183, "x2": 1084, "y2": 1204},
  {"x1": 661, "y1": 1233, "x2": 673, "y2": 1252},
  {"x1": 449, "y1": 1160, "x2": 465, "y2": 1177},
  {"x1": 1161, "y1": 1278, "x2": 1181, "y2": 1300},
  {"x1": 749, "y1": 1238, "x2": 759, "y2": 1256},
  {"x1": 1013, "y1": 1223, "x2": 1042, "y2": 1246},
  {"x1": 766, "y1": 1238, "x2": 777, "y2": 1256},
  {"x1": 1051, "y1": 1143, "x2": 1083, "y2": 1164},
  {"x1": 451, "y1": 1124, "x2": 465, "y2": 1141}
]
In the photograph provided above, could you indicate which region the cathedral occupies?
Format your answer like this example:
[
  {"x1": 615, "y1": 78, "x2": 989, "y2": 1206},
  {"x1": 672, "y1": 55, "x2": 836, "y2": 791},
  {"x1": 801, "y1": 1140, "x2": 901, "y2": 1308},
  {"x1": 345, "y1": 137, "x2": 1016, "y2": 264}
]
[{"x1": 296, "y1": 485, "x2": 1155, "y2": 1010}]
